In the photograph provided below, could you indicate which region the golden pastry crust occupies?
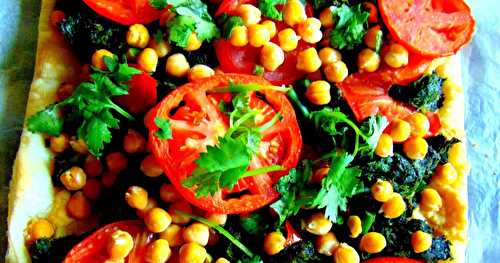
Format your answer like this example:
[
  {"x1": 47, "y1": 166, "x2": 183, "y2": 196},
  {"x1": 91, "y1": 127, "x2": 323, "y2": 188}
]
[{"x1": 6, "y1": 1, "x2": 469, "y2": 263}]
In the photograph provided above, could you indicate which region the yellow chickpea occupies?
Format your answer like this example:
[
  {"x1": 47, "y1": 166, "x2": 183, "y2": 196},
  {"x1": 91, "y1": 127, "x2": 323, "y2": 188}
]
[
  {"x1": 305, "y1": 212, "x2": 332, "y2": 235},
  {"x1": 315, "y1": 232, "x2": 339, "y2": 256},
  {"x1": 319, "y1": 47, "x2": 342, "y2": 65},
  {"x1": 248, "y1": 24, "x2": 271, "y2": 47},
  {"x1": 432, "y1": 163, "x2": 458, "y2": 186},
  {"x1": 50, "y1": 133, "x2": 69, "y2": 153},
  {"x1": 406, "y1": 112, "x2": 430, "y2": 137},
  {"x1": 188, "y1": 64, "x2": 215, "y2": 81},
  {"x1": 297, "y1": 18, "x2": 322, "y2": 44},
  {"x1": 347, "y1": 215, "x2": 362, "y2": 238},
  {"x1": 357, "y1": 48, "x2": 380, "y2": 73},
  {"x1": 403, "y1": 137, "x2": 428, "y2": 160},
  {"x1": 205, "y1": 213, "x2": 227, "y2": 225},
  {"x1": 159, "y1": 224, "x2": 185, "y2": 247},
  {"x1": 375, "y1": 133, "x2": 394, "y2": 158},
  {"x1": 148, "y1": 38, "x2": 171, "y2": 58},
  {"x1": 333, "y1": 243, "x2": 360, "y2": 263},
  {"x1": 296, "y1": 47, "x2": 322, "y2": 73},
  {"x1": 319, "y1": 7, "x2": 334, "y2": 28},
  {"x1": 125, "y1": 186, "x2": 149, "y2": 210},
  {"x1": 277, "y1": 28, "x2": 300, "y2": 52},
  {"x1": 92, "y1": 49, "x2": 114, "y2": 70},
  {"x1": 183, "y1": 223, "x2": 210, "y2": 246},
  {"x1": 214, "y1": 258, "x2": 230, "y2": 263},
  {"x1": 136, "y1": 197, "x2": 158, "y2": 218},
  {"x1": 69, "y1": 137, "x2": 88, "y2": 154},
  {"x1": 166, "y1": 53, "x2": 190, "y2": 78},
  {"x1": 261, "y1": 42, "x2": 285, "y2": 71},
  {"x1": 384, "y1": 43, "x2": 409, "y2": 68},
  {"x1": 179, "y1": 242, "x2": 207, "y2": 263},
  {"x1": 60, "y1": 166, "x2": 87, "y2": 191},
  {"x1": 186, "y1": 32, "x2": 203, "y2": 51},
  {"x1": 140, "y1": 155, "x2": 163, "y2": 178},
  {"x1": 127, "y1": 24, "x2": 150, "y2": 48},
  {"x1": 145, "y1": 208, "x2": 172, "y2": 233},
  {"x1": 306, "y1": 80, "x2": 331, "y2": 105},
  {"x1": 107, "y1": 230, "x2": 134, "y2": 260},
  {"x1": 28, "y1": 219, "x2": 55, "y2": 241},
  {"x1": 229, "y1": 26, "x2": 248, "y2": 47},
  {"x1": 261, "y1": 20, "x2": 277, "y2": 38},
  {"x1": 66, "y1": 191, "x2": 92, "y2": 220},
  {"x1": 324, "y1": 60, "x2": 348, "y2": 83},
  {"x1": 283, "y1": 0, "x2": 307, "y2": 27},
  {"x1": 389, "y1": 119, "x2": 411, "y2": 143},
  {"x1": 371, "y1": 179, "x2": 394, "y2": 202},
  {"x1": 145, "y1": 239, "x2": 171, "y2": 263},
  {"x1": 364, "y1": 26, "x2": 382, "y2": 50},
  {"x1": 237, "y1": 4, "x2": 262, "y2": 25},
  {"x1": 419, "y1": 188, "x2": 443, "y2": 212},
  {"x1": 382, "y1": 193, "x2": 406, "y2": 219},
  {"x1": 411, "y1": 230, "x2": 433, "y2": 253},
  {"x1": 263, "y1": 231, "x2": 286, "y2": 255},
  {"x1": 359, "y1": 232, "x2": 386, "y2": 253}
]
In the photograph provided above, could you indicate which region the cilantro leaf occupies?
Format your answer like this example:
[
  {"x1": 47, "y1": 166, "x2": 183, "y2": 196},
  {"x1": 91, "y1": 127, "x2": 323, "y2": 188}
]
[
  {"x1": 258, "y1": 0, "x2": 286, "y2": 20},
  {"x1": 154, "y1": 117, "x2": 173, "y2": 140},
  {"x1": 149, "y1": 0, "x2": 168, "y2": 9},
  {"x1": 26, "y1": 105, "x2": 63, "y2": 136},
  {"x1": 167, "y1": 16, "x2": 196, "y2": 48},
  {"x1": 330, "y1": 4, "x2": 369, "y2": 50},
  {"x1": 358, "y1": 115, "x2": 389, "y2": 156},
  {"x1": 222, "y1": 16, "x2": 245, "y2": 39}
]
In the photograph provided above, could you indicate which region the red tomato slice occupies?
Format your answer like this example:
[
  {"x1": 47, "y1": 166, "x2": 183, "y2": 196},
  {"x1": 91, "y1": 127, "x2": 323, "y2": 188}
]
[
  {"x1": 63, "y1": 221, "x2": 153, "y2": 263},
  {"x1": 215, "y1": 0, "x2": 257, "y2": 16},
  {"x1": 378, "y1": 0, "x2": 475, "y2": 57},
  {"x1": 284, "y1": 220, "x2": 302, "y2": 246},
  {"x1": 114, "y1": 72, "x2": 158, "y2": 115},
  {"x1": 145, "y1": 74, "x2": 302, "y2": 214},
  {"x1": 83, "y1": 0, "x2": 163, "y2": 25},
  {"x1": 426, "y1": 111, "x2": 441, "y2": 137},
  {"x1": 363, "y1": 257, "x2": 423, "y2": 263}
]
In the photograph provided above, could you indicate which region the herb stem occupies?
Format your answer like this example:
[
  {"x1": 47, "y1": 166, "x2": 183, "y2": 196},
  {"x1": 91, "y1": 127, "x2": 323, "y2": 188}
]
[
  {"x1": 256, "y1": 112, "x2": 282, "y2": 133},
  {"x1": 241, "y1": 165, "x2": 284, "y2": 178},
  {"x1": 287, "y1": 89, "x2": 310, "y2": 118}
]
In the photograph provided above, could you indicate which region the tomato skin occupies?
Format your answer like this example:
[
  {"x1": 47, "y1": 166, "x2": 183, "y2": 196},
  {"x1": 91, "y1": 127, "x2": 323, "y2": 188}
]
[
  {"x1": 425, "y1": 111, "x2": 441, "y2": 137},
  {"x1": 363, "y1": 257, "x2": 423, "y2": 263},
  {"x1": 83, "y1": 0, "x2": 163, "y2": 25},
  {"x1": 114, "y1": 72, "x2": 158, "y2": 115},
  {"x1": 215, "y1": 0, "x2": 257, "y2": 16},
  {"x1": 284, "y1": 220, "x2": 302, "y2": 246},
  {"x1": 63, "y1": 221, "x2": 153, "y2": 263},
  {"x1": 378, "y1": 0, "x2": 475, "y2": 57}
]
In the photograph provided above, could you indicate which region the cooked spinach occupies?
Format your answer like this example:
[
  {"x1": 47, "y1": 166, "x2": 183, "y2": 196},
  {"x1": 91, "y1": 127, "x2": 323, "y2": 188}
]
[
  {"x1": 30, "y1": 236, "x2": 84, "y2": 263},
  {"x1": 389, "y1": 73, "x2": 445, "y2": 112},
  {"x1": 267, "y1": 241, "x2": 328, "y2": 263}
]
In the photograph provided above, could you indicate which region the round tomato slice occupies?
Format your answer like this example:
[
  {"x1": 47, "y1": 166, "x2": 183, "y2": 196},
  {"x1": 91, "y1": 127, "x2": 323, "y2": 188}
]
[
  {"x1": 145, "y1": 74, "x2": 302, "y2": 214},
  {"x1": 83, "y1": 0, "x2": 163, "y2": 25},
  {"x1": 63, "y1": 221, "x2": 153, "y2": 263},
  {"x1": 363, "y1": 257, "x2": 423, "y2": 263},
  {"x1": 379, "y1": 0, "x2": 475, "y2": 57}
]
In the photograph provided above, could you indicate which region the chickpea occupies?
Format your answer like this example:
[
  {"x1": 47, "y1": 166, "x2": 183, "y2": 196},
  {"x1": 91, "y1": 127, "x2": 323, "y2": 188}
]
[
  {"x1": 168, "y1": 201, "x2": 193, "y2": 225},
  {"x1": 106, "y1": 152, "x2": 128, "y2": 173},
  {"x1": 357, "y1": 48, "x2": 380, "y2": 73},
  {"x1": 83, "y1": 179, "x2": 102, "y2": 200},
  {"x1": 364, "y1": 26, "x2": 382, "y2": 50},
  {"x1": 145, "y1": 239, "x2": 171, "y2": 263},
  {"x1": 389, "y1": 119, "x2": 411, "y2": 143},
  {"x1": 107, "y1": 230, "x2": 134, "y2": 260},
  {"x1": 205, "y1": 213, "x2": 227, "y2": 225},
  {"x1": 371, "y1": 179, "x2": 393, "y2": 202},
  {"x1": 160, "y1": 224, "x2": 185, "y2": 247},
  {"x1": 123, "y1": 129, "x2": 146, "y2": 154},
  {"x1": 411, "y1": 230, "x2": 433, "y2": 253},
  {"x1": 419, "y1": 188, "x2": 442, "y2": 212},
  {"x1": 319, "y1": 47, "x2": 342, "y2": 65},
  {"x1": 333, "y1": 243, "x2": 360, "y2": 263},
  {"x1": 297, "y1": 18, "x2": 322, "y2": 44},
  {"x1": 248, "y1": 24, "x2": 271, "y2": 48},
  {"x1": 92, "y1": 49, "x2": 114, "y2": 70},
  {"x1": 137, "y1": 48, "x2": 158, "y2": 73},
  {"x1": 125, "y1": 186, "x2": 149, "y2": 210},
  {"x1": 237, "y1": 4, "x2": 261, "y2": 25},
  {"x1": 347, "y1": 215, "x2": 362, "y2": 238},
  {"x1": 101, "y1": 172, "x2": 118, "y2": 189},
  {"x1": 84, "y1": 155, "x2": 103, "y2": 177},
  {"x1": 186, "y1": 32, "x2": 203, "y2": 51},
  {"x1": 263, "y1": 231, "x2": 286, "y2": 255},
  {"x1": 403, "y1": 137, "x2": 428, "y2": 160},
  {"x1": 160, "y1": 184, "x2": 181, "y2": 203},
  {"x1": 148, "y1": 38, "x2": 171, "y2": 58},
  {"x1": 283, "y1": 0, "x2": 307, "y2": 27},
  {"x1": 406, "y1": 113, "x2": 430, "y2": 137},
  {"x1": 384, "y1": 43, "x2": 409, "y2": 68},
  {"x1": 179, "y1": 242, "x2": 207, "y2": 263},
  {"x1": 432, "y1": 163, "x2": 458, "y2": 186},
  {"x1": 375, "y1": 133, "x2": 393, "y2": 158},
  {"x1": 136, "y1": 197, "x2": 158, "y2": 218},
  {"x1": 319, "y1": 7, "x2": 334, "y2": 28},
  {"x1": 127, "y1": 24, "x2": 150, "y2": 48},
  {"x1": 214, "y1": 258, "x2": 230, "y2": 263},
  {"x1": 229, "y1": 26, "x2": 248, "y2": 47},
  {"x1": 166, "y1": 53, "x2": 190, "y2": 78},
  {"x1": 261, "y1": 20, "x2": 277, "y2": 38},
  {"x1": 69, "y1": 137, "x2": 88, "y2": 154},
  {"x1": 363, "y1": 2, "x2": 378, "y2": 23},
  {"x1": 60, "y1": 166, "x2": 87, "y2": 191},
  {"x1": 382, "y1": 193, "x2": 406, "y2": 219},
  {"x1": 315, "y1": 232, "x2": 339, "y2": 256},
  {"x1": 66, "y1": 191, "x2": 92, "y2": 220},
  {"x1": 296, "y1": 47, "x2": 322, "y2": 73},
  {"x1": 183, "y1": 222, "x2": 210, "y2": 246},
  {"x1": 277, "y1": 28, "x2": 300, "y2": 52},
  {"x1": 306, "y1": 80, "x2": 331, "y2": 105},
  {"x1": 145, "y1": 208, "x2": 172, "y2": 233},
  {"x1": 28, "y1": 219, "x2": 55, "y2": 240},
  {"x1": 324, "y1": 60, "x2": 348, "y2": 83},
  {"x1": 359, "y1": 232, "x2": 386, "y2": 253},
  {"x1": 141, "y1": 155, "x2": 163, "y2": 178},
  {"x1": 50, "y1": 133, "x2": 69, "y2": 153},
  {"x1": 261, "y1": 42, "x2": 285, "y2": 71},
  {"x1": 188, "y1": 64, "x2": 215, "y2": 81},
  {"x1": 305, "y1": 212, "x2": 332, "y2": 235}
]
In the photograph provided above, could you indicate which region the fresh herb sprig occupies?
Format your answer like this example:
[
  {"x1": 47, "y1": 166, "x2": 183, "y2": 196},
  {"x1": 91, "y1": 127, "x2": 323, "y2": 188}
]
[{"x1": 330, "y1": 4, "x2": 370, "y2": 50}]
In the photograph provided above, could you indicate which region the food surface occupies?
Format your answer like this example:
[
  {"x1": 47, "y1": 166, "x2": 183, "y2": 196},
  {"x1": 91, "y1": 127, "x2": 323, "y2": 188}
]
[{"x1": 6, "y1": 0, "x2": 474, "y2": 262}]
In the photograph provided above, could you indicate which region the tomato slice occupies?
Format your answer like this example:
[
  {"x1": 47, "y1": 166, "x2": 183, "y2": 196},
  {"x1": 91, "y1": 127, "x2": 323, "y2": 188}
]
[
  {"x1": 63, "y1": 221, "x2": 153, "y2": 263},
  {"x1": 215, "y1": 0, "x2": 257, "y2": 16},
  {"x1": 378, "y1": 0, "x2": 475, "y2": 57},
  {"x1": 145, "y1": 74, "x2": 302, "y2": 214},
  {"x1": 83, "y1": 0, "x2": 163, "y2": 25},
  {"x1": 363, "y1": 257, "x2": 423, "y2": 263},
  {"x1": 114, "y1": 71, "x2": 158, "y2": 115},
  {"x1": 284, "y1": 220, "x2": 302, "y2": 246}
]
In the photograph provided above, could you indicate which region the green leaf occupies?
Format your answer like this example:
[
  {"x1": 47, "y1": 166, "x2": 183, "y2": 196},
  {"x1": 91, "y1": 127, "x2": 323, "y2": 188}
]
[
  {"x1": 154, "y1": 117, "x2": 173, "y2": 140},
  {"x1": 330, "y1": 4, "x2": 369, "y2": 50},
  {"x1": 26, "y1": 105, "x2": 63, "y2": 136},
  {"x1": 222, "y1": 16, "x2": 245, "y2": 39},
  {"x1": 258, "y1": 0, "x2": 286, "y2": 20},
  {"x1": 362, "y1": 211, "x2": 376, "y2": 234},
  {"x1": 374, "y1": 29, "x2": 383, "y2": 53},
  {"x1": 102, "y1": 55, "x2": 118, "y2": 72},
  {"x1": 167, "y1": 16, "x2": 196, "y2": 48},
  {"x1": 253, "y1": 65, "x2": 264, "y2": 76},
  {"x1": 358, "y1": 115, "x2": 389, "y2": 156},
  {"x1": 149, "y1": 0, "x2": 168, "y2": 9},
  {"x1": 80, "y1": 116, "x2": 112, "y2": 157}
]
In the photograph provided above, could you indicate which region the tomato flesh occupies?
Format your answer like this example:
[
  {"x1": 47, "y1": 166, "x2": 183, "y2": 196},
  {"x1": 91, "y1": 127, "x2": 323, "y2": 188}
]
[
  {"x1": 363, "y1": 257, "x2": 423, "y2": 263},
  {"x1": 145, "y1": 74, "x2": 302, "y2": 214},
  {"x1": 83, "y1": 0, "x2": 163, "y2": 25},
  {"x1": 114, "y1": 72, "x2": 157, "y2": 115},
  {"x1": 379, "y1": 0, "x2": 475, "y2": 57}
]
